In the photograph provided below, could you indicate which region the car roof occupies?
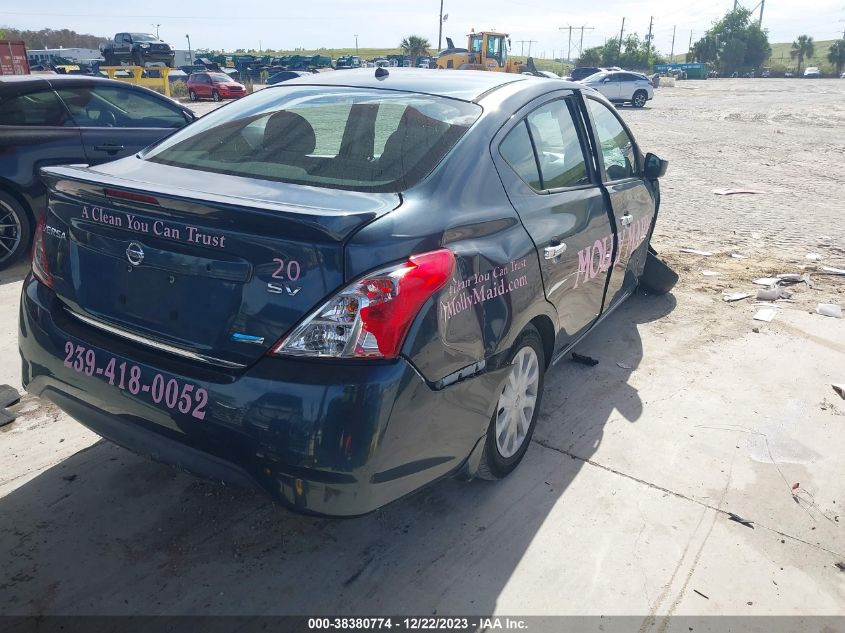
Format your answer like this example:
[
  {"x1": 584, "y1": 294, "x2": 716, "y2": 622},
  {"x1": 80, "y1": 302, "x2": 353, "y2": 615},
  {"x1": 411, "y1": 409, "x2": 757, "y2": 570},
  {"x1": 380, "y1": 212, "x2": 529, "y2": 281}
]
[
  {"x1": 280, "y1": 68, "x2": 531, "y2": 101},
  {"x1": 0, "y1": 74, "x2": 122, "y2": 85}
]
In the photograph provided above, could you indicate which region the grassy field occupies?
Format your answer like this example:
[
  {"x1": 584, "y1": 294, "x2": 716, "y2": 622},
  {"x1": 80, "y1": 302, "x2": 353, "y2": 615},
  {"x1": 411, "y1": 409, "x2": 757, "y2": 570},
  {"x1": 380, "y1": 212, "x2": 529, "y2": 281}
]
[{"x1": 671, "y1": 39, "x2": 838, "y2": 72}]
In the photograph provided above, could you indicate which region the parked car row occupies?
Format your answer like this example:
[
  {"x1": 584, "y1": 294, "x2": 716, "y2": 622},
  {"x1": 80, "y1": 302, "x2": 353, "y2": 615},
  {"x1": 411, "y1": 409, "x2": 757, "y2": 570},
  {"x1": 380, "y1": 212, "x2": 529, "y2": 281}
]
[{"x1": 12, "y1": 68, "x2": 674, "y2": 516}]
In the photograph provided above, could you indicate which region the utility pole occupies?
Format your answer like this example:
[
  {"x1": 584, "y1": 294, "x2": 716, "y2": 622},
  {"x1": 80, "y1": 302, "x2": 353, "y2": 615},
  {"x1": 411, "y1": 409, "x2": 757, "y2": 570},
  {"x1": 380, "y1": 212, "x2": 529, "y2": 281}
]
[
  {"x1": 438, "y1": 0, "x2": 444, "y2": 50},
  {"x1": 618, "y1": 17, "x2": 626, "y2": 65},
  {"x1": 646, "y1": 16, "x2": 654, "y2": 53},
  {"x1": 517, "y1": 39, "x2": 537, "y2": 57},
  {"x1": 577, "y1": 26, "x2": 594, "y2": 59},
  {"x1": 354, "y1": 34, "x2": 358, "y2": 56},
  {"x1": 527, "y1": 39, "x2": 536, "y2": 57},
  {"x1": 559, "y1": 26, "x2": 573, "y2": 61},
  {"x1": 670, "y1": 25, "x2": 676, "y2": 59},
  {"x1": 759, "y1": 0, "x2": 765, "y2": 26},
  {"x1": 152, "y1": 24, "x2": 160, "y2": 39},
  {"x1": 689, "y1": 30, "x2": 694, "y2": 54}
]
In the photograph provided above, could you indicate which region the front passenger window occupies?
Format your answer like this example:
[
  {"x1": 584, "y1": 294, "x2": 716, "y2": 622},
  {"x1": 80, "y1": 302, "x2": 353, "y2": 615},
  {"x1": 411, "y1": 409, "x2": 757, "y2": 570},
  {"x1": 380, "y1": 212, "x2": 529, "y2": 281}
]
[{"x1": 586, "y1": 99, "x2": 637, "y2": 180}]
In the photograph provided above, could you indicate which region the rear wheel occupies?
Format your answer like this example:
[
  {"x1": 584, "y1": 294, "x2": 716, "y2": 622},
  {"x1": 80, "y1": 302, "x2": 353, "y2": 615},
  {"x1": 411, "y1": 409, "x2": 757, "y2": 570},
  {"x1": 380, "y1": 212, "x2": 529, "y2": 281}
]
[
  {"x1": 212, "y1": 90, "x2": 221, "y2": 102},
  {"x1": 632, "y1": 90, "x2": 648, "y2": 107},
  {"x1": 0, "y1": 191, "x2": 32, "y2": 270},
  {"x1": 477, "y1": 325, "x2": 545, "y2": 480},
  {"x1": 188, "y1": 89, "x2": 198, "y2": 102}
]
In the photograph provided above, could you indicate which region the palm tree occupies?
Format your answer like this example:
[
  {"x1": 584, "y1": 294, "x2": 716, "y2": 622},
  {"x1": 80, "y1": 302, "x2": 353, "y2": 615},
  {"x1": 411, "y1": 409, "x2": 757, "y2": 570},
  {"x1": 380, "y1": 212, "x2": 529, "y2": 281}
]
[
  {"x1": 400, "y1": 35, "x2": 431, "y2": 67},
  {"x1": 827, "y1": 39, "x2": 845, "y2": 76},
  {"x1": 789, "y1": 35, "x2": 815, "y2": 75}
]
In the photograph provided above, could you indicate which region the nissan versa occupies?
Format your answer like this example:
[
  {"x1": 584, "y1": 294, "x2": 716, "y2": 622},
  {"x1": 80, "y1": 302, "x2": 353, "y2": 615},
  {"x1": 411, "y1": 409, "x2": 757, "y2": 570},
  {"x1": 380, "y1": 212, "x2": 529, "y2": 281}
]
[{"x1": 19, "y1": 69, "x2": 675, "y2": 516}]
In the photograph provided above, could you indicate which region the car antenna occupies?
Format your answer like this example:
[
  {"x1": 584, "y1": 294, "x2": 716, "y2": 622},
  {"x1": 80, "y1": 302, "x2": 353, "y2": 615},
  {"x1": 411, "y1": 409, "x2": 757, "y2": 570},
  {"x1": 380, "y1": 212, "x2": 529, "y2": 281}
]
[{"x1": 375, "y1": 66, "x2": 389, "y2": 79}]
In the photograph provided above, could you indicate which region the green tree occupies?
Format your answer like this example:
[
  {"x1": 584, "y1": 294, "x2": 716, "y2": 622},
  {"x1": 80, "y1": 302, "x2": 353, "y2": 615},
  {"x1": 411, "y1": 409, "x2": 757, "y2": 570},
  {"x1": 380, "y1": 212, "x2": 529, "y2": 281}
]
[
  {"x1": 578, "y1": 47, "x2": 602, "y2": 66},
  {"x1": 689, "y1": 8, "x2": 771, "y2": 75},
  {"x1": 790, "y1": 35, "x2": 815, "y2": 75},
  {"x1": 400, "y1": 35, "x2": 431, "y2": 66},
  {"x1": 827, "y1": 39, "x2": 845, "y2": 75}
]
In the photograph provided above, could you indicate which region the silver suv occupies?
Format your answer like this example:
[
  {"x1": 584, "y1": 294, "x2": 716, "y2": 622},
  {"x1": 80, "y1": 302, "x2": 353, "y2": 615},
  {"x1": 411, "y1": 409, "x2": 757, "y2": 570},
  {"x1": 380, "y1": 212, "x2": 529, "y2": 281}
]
[{"x1": 580, "y1": 71, "x2": 654, "y2": 107}]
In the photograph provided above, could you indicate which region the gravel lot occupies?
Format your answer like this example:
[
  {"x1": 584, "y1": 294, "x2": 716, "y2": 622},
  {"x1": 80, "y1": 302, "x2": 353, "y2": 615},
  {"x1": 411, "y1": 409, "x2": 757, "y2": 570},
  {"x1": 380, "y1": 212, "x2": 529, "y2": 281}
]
[{"x1": 0, "y1": 78, "x2": 843, "y2": 623}]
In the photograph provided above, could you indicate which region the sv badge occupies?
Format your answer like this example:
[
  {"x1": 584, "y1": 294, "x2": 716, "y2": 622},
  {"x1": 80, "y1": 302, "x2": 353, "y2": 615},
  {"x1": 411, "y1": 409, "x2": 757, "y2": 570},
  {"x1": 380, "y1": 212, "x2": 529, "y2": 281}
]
[{"x1": 267, "y1": 282, "x2": 301, "y2": 296}]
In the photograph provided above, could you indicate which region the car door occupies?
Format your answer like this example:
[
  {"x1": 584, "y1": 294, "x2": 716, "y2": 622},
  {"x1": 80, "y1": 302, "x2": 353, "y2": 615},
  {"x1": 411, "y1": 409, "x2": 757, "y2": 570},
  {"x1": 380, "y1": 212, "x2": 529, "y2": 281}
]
[
  {"x1": 197, "y1": 74, "x2": 212, "y2": 98},
  {"x1": 54, "y1": 82, "x2": 191, "y2": 164},
  {"x1": 584, "y1": 95, "x2": 656, "y2": 309},
  {"x1": 597, "y1": 74, "x2": 621, "y2": 101},
  {"x1": 115, "y1": 33, "x2": 131, "y2": 59},
  {"x1": 0, "y1": 84, "x2": 84, "y2": 202},
  {"x1": 492, "y1": 93, "x2": 614, "y2": 347}
]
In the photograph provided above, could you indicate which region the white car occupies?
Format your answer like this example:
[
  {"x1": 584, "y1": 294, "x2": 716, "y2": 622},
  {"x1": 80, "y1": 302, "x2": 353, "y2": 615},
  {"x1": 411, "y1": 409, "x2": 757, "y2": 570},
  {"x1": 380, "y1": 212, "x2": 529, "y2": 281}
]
[
  {"x1": 579, "y1": 70, "x2": 654, "y2": 107},
  {"x1": 804, "y1": 67, "x2": 821, "y2": 78}
]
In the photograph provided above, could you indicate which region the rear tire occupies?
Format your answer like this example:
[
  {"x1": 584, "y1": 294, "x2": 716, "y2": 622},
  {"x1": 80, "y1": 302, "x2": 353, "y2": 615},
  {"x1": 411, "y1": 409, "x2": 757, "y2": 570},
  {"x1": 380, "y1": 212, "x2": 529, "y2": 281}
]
[
  {"x1": 633, "y1": 90, "x2": 648, "y2": 108},
  {"x1": 0, "y1": 191, "x2": 32, "y2": 270},
  {"x1": 477, "y1": 325, "x2": 545, "y2": 480},
  {"x1": 639, "y1": 250, "x2": 678, "y2": 295},
  {"x1": 212, "y1": 90, "x2": 221, "y2": 102}
]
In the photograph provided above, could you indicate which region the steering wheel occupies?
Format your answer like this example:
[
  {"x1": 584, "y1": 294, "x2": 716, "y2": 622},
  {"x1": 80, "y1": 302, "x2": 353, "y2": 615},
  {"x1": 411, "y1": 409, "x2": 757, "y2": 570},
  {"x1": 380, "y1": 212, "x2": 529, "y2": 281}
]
[{"x1": 97, "y1": 110, "x2": 117, "y2": 127}]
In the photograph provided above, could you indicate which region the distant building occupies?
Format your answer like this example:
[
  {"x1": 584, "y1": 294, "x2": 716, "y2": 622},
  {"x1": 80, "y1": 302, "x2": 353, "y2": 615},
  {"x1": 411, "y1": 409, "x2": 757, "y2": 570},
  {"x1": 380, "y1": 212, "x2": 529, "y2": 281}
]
[{"x1": 27, "y1": 48, "x2": 103, "y2": 65}]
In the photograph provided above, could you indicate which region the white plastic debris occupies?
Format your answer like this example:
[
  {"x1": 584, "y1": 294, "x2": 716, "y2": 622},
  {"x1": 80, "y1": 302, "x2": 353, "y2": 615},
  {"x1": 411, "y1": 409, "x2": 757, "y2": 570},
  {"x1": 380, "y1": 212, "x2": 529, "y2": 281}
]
[
  {"x1": 723, "y1": 292, "x2": 751, "y2": 302},
  {"x1": 702, "y1": 270, "x2": 721, "y2": 276},
  {"x1": 776, "y1": 273, "x2": 802, "y2": 282},
  {"x1": 805, "y1": 253, "x2": 823, "y2": 261},
  {"x1": 713, "y1": 188, "x2": 764, "y2": 195},
  {"x1": 816, "y1": 304, "x2": 842, "y2": 318},
  {"x1": 833, "y1": 384, "x2": 845, "y2": 400},
  {"x1": 680, "y1": 248, "x2": 713, "y2": 256},
  {"x1": 821, "y1": 266, "x2": 845, "y2": 276},
  {"x1": 753, "y1": 307, "x2": 777, "y2": 322},
  {"x1": 731, "y1": 253, "x2": 749, "y2": 259},
  {"x1": 753, "y1": 277, "x2": 780, "y2": 286},
  {"x1": 616, "y1": 361, "x2": 632, "y2": 370}
]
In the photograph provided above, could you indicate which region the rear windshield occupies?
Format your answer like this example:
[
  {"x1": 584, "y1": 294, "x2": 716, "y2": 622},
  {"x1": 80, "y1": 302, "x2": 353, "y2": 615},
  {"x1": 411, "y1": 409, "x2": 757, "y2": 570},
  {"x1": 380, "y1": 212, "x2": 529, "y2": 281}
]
[{"x1": 145, "y1": 86, "x2": 482, "y2": 192}]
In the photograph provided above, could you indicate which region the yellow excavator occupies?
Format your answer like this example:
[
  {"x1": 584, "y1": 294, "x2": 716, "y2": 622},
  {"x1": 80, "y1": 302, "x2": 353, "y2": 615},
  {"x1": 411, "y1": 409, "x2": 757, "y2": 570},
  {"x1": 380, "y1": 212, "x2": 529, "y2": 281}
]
[{"x1": 435, "y1": 30, "x2": 540, "y2": 74}]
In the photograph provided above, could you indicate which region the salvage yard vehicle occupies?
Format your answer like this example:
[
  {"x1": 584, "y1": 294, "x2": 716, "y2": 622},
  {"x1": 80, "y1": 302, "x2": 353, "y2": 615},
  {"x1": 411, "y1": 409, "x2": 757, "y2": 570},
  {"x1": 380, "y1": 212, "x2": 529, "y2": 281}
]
[
  {"x1": 20, "y1": 68, "x2": 672, "y2": 516},
  {"x1": 186, "y1": 72, "x2": 246, "y2": 102},
  {"x1": 580, "y1": 70, "x2": 654, "y2": 107},
  {"x1": 101, "y1": 33, "x2": 176, "y2": 68},
  {"x1": 0, "y1": 74, "x2": 196, "y2": 269}
]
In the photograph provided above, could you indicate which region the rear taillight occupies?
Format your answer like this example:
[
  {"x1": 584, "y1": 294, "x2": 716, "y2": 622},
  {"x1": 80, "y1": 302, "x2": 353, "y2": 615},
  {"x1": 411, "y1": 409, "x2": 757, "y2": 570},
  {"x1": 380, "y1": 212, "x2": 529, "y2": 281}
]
[
  {"x1": 31, "y1": 216, "x2": 53, "y2": 288},
  {"x1": 271, "y1": 249, "x2": 455, "y2": 359}
]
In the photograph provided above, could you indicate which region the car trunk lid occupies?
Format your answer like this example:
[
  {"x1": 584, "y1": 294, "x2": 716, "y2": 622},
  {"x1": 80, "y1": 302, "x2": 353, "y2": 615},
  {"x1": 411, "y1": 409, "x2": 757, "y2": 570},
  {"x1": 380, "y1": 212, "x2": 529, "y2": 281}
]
[{"x1": 40, "y1": 162, "x2": 400, "y2": 368}]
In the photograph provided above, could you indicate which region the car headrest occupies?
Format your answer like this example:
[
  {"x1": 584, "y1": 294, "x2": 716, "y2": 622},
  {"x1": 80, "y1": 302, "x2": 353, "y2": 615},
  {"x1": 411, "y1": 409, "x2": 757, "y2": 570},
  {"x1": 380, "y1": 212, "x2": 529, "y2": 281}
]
[{"x1": 263, "y1": 110, "x2": 316, "y2": 155}]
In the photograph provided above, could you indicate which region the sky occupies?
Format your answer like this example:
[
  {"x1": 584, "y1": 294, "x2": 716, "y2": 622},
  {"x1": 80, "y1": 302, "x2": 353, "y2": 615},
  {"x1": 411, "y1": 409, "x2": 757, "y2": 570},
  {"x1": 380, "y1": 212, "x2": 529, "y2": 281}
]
[{"x1": 5, "y1": 0, "x2": 844, "y2": 57}]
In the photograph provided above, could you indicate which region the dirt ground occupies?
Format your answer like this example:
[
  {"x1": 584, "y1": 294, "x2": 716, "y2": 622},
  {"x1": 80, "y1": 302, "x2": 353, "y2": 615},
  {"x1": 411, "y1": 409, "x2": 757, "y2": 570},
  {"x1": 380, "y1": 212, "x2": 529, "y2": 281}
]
[{"x1": 0, "y1": 78, "x2": 844, "y2": 623}]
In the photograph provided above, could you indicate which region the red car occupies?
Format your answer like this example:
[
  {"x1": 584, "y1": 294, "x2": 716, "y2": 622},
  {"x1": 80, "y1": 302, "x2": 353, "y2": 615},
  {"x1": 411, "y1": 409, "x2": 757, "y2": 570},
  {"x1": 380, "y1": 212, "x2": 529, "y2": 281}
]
[{"x1": 186, "y1": 72, "x2": 246, "y2": 102}]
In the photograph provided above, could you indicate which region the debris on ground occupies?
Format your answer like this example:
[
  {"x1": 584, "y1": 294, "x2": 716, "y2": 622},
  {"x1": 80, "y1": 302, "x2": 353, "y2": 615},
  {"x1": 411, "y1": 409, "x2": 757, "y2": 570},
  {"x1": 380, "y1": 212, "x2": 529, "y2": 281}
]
[
  {"x1": 756, "y1": 287, "x2": 792, "y2": 301},
  {"x1": 792, "y1": 482, "x2": 800, "y2": 490},
  {"x1": 713, "y1": 188, "x2": 764, "y2": 195},
  {"x1": 776, "y1": 273, "x2": 803, "y2": 284},
  {"x1": 680, "y1": 248, "x2": 713, "y2": 256},
  {"x1": 731, "y1": 253, "x2": 749, "y2": 259},
  {"x1": 693, "y1": 589, "x2": 710, "y2": 599},
  {"x1": 753, "y1": 277, "x2": 781, "y2": 286},
  {"x1": 571, "y1": 353, "x2": 599, "y2": 367},
  {"x1": 723, "y1": 292, "x2": 752, "y2": 302},
  {"x1": 753, "y1": 308, "x2": 777, "y2": 322},
  {"x1": 835, "y1": 562, "x2": 845, "y2": 572},
  {"x1": 820, "y1": 266, "x2": 845, "y2": 276},
  {"x1": 62, "y1": 474, "x2": 77, "y2": 482},
  {"x1": 816, "y1": 304, "x2": 842, "y2": 319},
  {"x1": 832, "y1": 385, "x2": 845, "y2": 400},
  {"x1": 805, "y1": 253, "x2": 823, "y2": 261},
  {"x1": 702, "y1": 270, "x2": 721, "y2": 276},
  {"x1": 0, "y1": 409, "x2": 15, "y2": 428},
  {"x1": 728, "y1": 512, "x2": 755, "y2": 528},
  {"x1": 616, "y1": 361, "x2": 632, "y2": 370},
  {"x1": 0, "y1": 385, "x2": 20, "y2": 408},
  {"x1": 803, "y1": 273, "x2": 815, "y2": 289}
]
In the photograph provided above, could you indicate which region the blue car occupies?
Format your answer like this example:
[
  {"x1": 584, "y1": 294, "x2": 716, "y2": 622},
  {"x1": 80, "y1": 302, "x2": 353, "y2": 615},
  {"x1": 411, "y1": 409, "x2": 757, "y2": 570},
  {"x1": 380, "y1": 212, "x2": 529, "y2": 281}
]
[{"x1": 20, "y1": 69, "x2": 671, "y2": 516}]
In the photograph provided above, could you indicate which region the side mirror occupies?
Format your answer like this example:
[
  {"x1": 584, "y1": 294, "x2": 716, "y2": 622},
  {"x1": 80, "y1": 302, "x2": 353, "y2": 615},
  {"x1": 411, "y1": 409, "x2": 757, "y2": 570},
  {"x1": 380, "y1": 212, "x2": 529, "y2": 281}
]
[{"x1": 644, "y1": 152, "x2": 668, "y2": 179}]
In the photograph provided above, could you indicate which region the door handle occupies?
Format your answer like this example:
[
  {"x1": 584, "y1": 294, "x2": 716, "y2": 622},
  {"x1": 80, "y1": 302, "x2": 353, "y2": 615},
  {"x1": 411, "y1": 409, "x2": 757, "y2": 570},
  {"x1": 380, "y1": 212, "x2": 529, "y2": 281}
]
[
  {"x1": 94, "y1": 144, "x2": 125, "y2": 154},
  {"x1": 544, "y1": 242, "x2": 567, "y2": 260},
  {"x1": 620, "y1": 214, "x2": 634, "y2": 227}
]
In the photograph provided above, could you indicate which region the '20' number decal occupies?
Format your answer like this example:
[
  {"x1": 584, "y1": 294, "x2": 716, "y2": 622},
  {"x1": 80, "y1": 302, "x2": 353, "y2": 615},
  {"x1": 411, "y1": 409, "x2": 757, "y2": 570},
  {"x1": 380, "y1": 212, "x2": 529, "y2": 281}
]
[{"x1": 272, "y1": 258, "x2": 301, "y2": 282}]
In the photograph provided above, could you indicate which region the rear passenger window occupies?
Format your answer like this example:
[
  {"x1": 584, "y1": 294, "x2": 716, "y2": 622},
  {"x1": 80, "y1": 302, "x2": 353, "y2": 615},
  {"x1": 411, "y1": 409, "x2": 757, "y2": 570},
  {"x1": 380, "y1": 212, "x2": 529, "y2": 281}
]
[
  {"x1": 499, "y1": 121, "x2": 542, "y2": 190},
  {"x1": 587, "y1": 98, "x2": 638, "y2": 180},
  {"x1": 500, "y1": 98, "x2": 589, "y2": 191},
  {"x1": 0, "y1": 90, "x2": 72, "y2": 127}
]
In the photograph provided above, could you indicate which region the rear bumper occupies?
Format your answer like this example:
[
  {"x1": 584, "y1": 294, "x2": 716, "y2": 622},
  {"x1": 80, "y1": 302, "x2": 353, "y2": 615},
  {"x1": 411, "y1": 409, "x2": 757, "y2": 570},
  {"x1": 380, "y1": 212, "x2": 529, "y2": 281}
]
[{"x1": 19, "y1": 276, "x2": 499, "y2": 516}]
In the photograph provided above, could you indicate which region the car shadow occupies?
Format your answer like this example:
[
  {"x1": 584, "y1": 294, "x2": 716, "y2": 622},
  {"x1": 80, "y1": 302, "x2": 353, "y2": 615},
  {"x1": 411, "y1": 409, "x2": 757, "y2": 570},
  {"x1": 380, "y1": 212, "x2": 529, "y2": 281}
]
[
  {"x1": 0, "y1": 291, "x2": 676, "y2": 617},
  {"x1": 0, "y1": 260, "x2": 29, "y2": 287}
]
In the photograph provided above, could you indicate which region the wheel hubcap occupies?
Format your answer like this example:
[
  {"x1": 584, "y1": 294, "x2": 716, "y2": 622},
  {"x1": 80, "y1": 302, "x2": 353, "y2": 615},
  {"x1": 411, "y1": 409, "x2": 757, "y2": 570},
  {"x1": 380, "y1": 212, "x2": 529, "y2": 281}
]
[
  {"x1": 0, "y1": 200, "x2": 22, "y2": 264},
  {"x1": 495, "y1": 346, "x2": 540, "y2": 458}
]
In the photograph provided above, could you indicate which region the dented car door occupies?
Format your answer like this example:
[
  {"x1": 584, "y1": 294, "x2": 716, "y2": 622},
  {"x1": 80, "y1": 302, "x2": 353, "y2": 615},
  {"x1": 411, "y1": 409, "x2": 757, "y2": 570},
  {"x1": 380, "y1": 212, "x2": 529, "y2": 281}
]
[{"x1": 492, "y1": 92, "x2": 614, "y2": 349}]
